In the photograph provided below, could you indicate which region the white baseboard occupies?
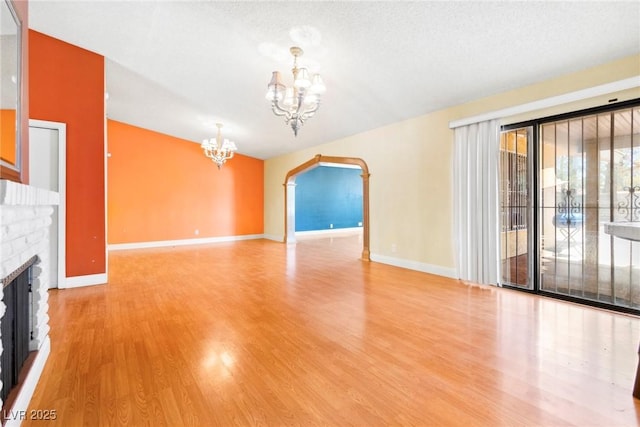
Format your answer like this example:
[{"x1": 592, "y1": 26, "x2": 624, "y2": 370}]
[
  {"x1": 370, "y1": 253, "x2": 457, "y2": 279},
  {"x1": 61, "y1": 273, "x2": 107, "y2": 289},
  {"x1": 263, "y1": 234, "x2": 283, "y2": 242},
  {"x1": 4, "y1": 336, "x2": 51, "y2": 427},
  {"x1": 295, "y1": 227, "x2": 363, "y2": 236},
  {"x1": 108, "y1": 234, "x2": 265, "y2": 251}
]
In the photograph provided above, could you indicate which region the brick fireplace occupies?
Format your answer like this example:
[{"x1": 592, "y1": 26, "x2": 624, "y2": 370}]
[{"x1": 0, "y1": 180, "x2": 57, "y2": 421}]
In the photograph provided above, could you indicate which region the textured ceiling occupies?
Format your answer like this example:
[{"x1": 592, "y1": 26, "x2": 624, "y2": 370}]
[{"x1": 28, "y1": 1, "x2": 640, "y2": 160}]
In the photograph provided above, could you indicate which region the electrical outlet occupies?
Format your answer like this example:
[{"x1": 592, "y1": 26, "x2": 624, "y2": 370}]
[
  {"x1": 391, "y1": 244, "x2": 397, "y2": 253},
  {"x1": 358, "y1": 221, "x2": 363, "y2": 227},
  {"x1": 329, "y1": 224, "x2": 333, "y2": 229},
  {"x1": 195, "y1": 229, "x2": 200, "y2": 235}
]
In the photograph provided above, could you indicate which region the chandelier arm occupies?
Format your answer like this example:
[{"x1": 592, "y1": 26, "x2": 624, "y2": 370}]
[
  {"x1": 300, "y1": 102, "x2": 321, "y2": 120},
  {"x1": 271, "y1": 100, "x2": 292, "y2": 118}
]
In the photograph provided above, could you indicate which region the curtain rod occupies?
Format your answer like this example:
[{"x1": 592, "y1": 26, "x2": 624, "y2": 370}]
[{"x1": 448, "y1": 76, "x2": 640, "y2": 129}]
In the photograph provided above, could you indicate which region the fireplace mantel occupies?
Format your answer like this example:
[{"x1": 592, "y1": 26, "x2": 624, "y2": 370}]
[
  {"x1": 0, "y1": 180, "x2": 59, "y2": 205},
  {"x1": 1, "y1": 180, "x2": 59, "y2": 279},
  {"x1": 0, "y1": 179, "x2": 58, "y2": 425}
]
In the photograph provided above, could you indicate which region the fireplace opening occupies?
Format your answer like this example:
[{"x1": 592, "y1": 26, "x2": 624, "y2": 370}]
[{"x1": 0, "y1": 257, "x2": 35, "y2": 403}]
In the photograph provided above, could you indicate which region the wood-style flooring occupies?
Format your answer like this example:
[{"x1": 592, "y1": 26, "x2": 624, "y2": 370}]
[{"x1": 22, "y1": 234, "x2": 640, "y2": 426}]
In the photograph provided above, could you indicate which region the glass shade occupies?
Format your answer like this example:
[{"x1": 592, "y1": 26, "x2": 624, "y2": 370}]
[
  {"x1": 202, "y1": 139, "x2": 218, "y2": 150},
  {"x1": 265, "y1": 86, "x2": 284, "y2": 101},
  {"x1": 266, "y1": 71, "x2": 285, "y2": 101},
  {"x1": 294, "y1": 68, "x2": 311, "y2": 89},
  {"x1": 310, "y1": 74, "x2": 326, "y2": 94},
  {"x1": 222, "y1": 139, "x2": 237, "y2": 152},
  {"x1": 268, "y1": 71, "x2": 283, "y2": 87}
]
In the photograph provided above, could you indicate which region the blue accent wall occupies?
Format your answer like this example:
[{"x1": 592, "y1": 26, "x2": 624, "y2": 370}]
[{"x1": 295, "y1": 166, "x2": 363, "y2": 232}]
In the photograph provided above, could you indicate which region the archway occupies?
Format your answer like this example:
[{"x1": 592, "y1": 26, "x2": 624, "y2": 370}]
[{"x1": 284, "y1": 154, "x2": 370, "y2": 261}]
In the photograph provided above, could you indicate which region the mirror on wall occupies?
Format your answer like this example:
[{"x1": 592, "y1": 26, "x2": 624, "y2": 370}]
[{"x1": 0, "y1": 0, "x2": 21, "y2": 181}]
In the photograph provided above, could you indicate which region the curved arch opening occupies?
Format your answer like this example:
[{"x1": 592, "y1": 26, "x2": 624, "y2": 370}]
[{"x1": 284, "y1": 154, "x2": 370, "y2": 261}]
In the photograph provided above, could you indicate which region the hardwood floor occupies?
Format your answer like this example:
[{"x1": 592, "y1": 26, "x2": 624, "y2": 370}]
[{"x1": 22, "y1": 235, "x2": 640, "y2": 426}]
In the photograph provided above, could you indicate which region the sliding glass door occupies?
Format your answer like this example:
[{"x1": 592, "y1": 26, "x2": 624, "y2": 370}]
[
  {"x1": 540, "y1": 106, "x2": 640, "y2": 310},
  {"x1": 500, "y1": 101, "x2": 639, "y2": 312}
]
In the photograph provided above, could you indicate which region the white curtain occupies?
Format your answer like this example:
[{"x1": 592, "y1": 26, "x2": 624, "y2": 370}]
[{"x1": 453, "y1": 119, "x2": 500, "y2": 286}]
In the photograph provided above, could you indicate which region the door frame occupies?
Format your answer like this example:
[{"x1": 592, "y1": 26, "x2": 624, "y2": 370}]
[
  {"x1": 28, "y1": 119, "x2": 66, "y2": 288},
  {"x1": 284, "y1": 154, "x2": 371, "y2": 261}
]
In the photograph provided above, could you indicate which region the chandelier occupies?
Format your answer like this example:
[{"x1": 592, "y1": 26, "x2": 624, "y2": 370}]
[
  {"x1": 201, "y1": 123, "x2": 237, "y2": 169},
  {"x1": 265, "y1": 46, "x2": 326, "y2": 136}
]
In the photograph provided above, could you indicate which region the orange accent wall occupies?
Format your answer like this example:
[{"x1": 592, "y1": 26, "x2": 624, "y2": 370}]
[
  {"x1": 107, "y1": 120, "x2": 264, "y2": 244},
  {"x1": 29, "y1": 30, "x2": 106, "y2": 277},
  {"x1": 0, "y1": 110, "x2": 16, "y2": 163}
]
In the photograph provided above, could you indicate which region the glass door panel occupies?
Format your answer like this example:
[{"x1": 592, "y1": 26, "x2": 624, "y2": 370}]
[
  {"x1": 539, "y1": 106, "x2": 640, "y2": 310},
  {"x1": 500, "y1": 127, "x2": 533, "y2": 289}
]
